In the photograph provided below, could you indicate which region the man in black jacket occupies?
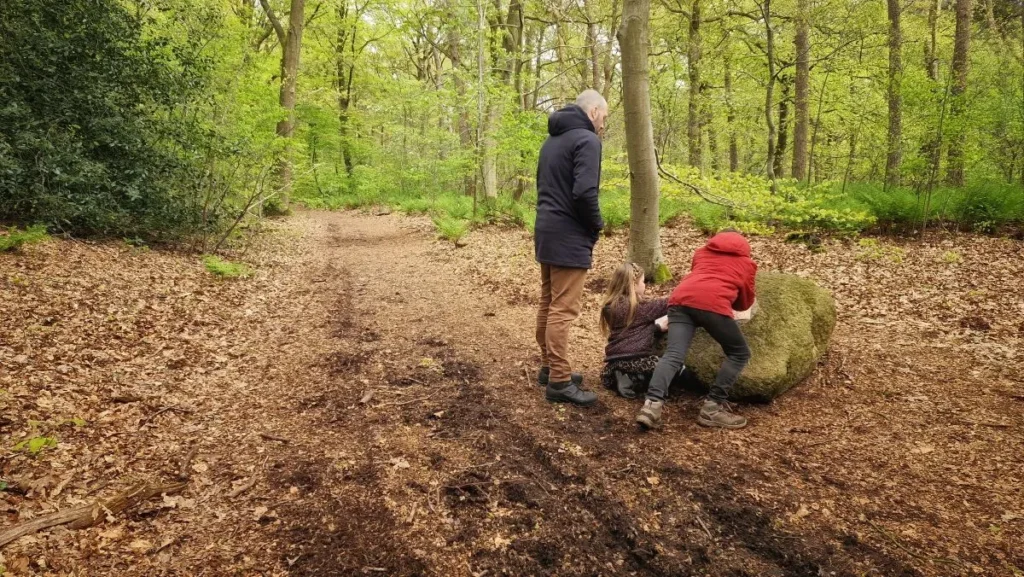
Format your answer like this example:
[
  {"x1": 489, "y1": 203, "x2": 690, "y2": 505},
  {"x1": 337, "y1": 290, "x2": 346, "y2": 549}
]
[{"x1": 534, "y1": 90, "x2": 608, "y2": 406}]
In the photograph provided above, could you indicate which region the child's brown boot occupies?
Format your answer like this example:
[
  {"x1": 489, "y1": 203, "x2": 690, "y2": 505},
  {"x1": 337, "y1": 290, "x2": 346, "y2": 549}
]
[
  {"x1": 636, "y1": 399, "x2": 663, "y2": 429},
  {"x1": 697, "y1": 399, "x2": 747, "y2": 429}
]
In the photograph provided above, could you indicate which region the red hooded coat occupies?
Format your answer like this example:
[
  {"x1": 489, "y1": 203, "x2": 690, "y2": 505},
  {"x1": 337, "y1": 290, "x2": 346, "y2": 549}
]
[{"x1": 668, "y1": 232, "x2": 757, "y2": 317}]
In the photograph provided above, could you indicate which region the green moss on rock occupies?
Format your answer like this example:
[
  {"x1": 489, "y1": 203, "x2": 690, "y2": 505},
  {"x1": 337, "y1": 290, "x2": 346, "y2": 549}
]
[{"x1": 685, "y1": 273, "x2": 836, "y2": 401}]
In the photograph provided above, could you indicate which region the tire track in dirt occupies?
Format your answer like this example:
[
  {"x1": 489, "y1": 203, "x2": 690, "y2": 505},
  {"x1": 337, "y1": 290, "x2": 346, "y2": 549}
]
[{"x1": 272, "y1": 211, "x2": 921, "y2": 577}]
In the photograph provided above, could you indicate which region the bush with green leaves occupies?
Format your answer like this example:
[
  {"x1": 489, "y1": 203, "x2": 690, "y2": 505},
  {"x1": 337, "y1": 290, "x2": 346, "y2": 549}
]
[
  {"x1": 0, "y1": 0, "x2": 230, "y2": 239},
  {"x1": 433, "y1": 217, "x2": 470, "y2": 246},
  {"x1": 0, "y1": 224, "x2": 49, "y2": 252}
]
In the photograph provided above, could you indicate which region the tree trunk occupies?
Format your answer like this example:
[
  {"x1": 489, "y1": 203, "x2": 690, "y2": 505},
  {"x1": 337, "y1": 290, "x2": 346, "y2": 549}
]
[
  {"x1": 762, "y1": 0, "x2": 778, "y2": 193},
  {"x1": 774, "y1": 78, "x2": 790, "y2": 179},
  {"x1": 584, "y1": 0, "x2": 602, "y2": 91},
  {"x1": 603, "y1": 0, "x2": 621, "y2": 92},
  {"x1": 618, "y1": 0, "x2": 664, "y2": 277},
  {"x1": 687, "y1": 0, "x2": 702, "y2": 169},
  {"x1": 791, "y1": 0, "x2": 810, "y2": 181},
  {"x1": 926, "y1": 0, "x2": 940, "y2": 82},
  {"x1": 704, "y1": 101, "x2": 719, "y2": 171},
  {"x1": 447, "y1": 5, "x2": 477, "y2": 198},
  {"x1": 946, "y1": 0, "x2": 972, "y2": 186},
  {"x1": 808, "y1": 68, "x2": 830, "y2": 184},
  {"x1": 885, "y1": 0, "x2": 903, "y2": 189},
  {"x1": 260, "y1": 0, "x2": 306, "y2": 203},
  {"x1": 725, "y1": 48, "x2": 739, "y2": 171},
  {"x1": 337, "y1": 0, "x2": 355, "y2": 176}
]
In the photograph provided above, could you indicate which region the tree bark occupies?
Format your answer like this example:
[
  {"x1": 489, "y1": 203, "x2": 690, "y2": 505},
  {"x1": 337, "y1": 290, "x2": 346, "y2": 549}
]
[
  {"x1": 687, "y1": 0, "x2": 703, "y2": 169},
  {"x1": 946, "y1": 0, "x2": 972, "y2": 186},
  {"x1": 584, "y1": 0, "x2": 602, "y2": 91},
  {"x1": 791, "y1": 0, "x2": 810, "y2": 181},
  {"x1": 762, "y1": 0, "x2": 778, "y2": 192},
  {"x1": 885, "y1": 0, "x2": 903, "y2": 189},
  {"x1": 926, "y1": 0, "x2": 940, "y2": 82},
  {"x1": 774, "y1": 78, "x2": 790, "y2": 179},
  {"x1": 603, "y1": 0, "x2": 621, "y2": 92},
  {"x1": 725, "y1": 48, "x2": 739, "y2": 171},
  {"x1": 618, "y1": 0, "x2": 664, "y2": 277},
  {"x1": 337, "y1": 0, "x2": 355, "y2": 175},
  {"x1": 260, "y1": 0, "x2": 306, "y2": 203},
  {"x1": 446, "y1": 4, "x2": 478, "y2": 198}
]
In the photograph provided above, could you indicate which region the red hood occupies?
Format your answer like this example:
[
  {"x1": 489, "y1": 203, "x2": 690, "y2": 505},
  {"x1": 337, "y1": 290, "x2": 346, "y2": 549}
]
[{"x1": 705, "y1": 232, "x2": 751, "y2": 257}]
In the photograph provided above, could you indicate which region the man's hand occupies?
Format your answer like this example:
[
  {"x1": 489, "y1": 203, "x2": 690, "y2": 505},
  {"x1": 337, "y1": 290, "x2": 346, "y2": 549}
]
[{"x1": 655, "y1": 315, "x2": 669, "y2": 332}]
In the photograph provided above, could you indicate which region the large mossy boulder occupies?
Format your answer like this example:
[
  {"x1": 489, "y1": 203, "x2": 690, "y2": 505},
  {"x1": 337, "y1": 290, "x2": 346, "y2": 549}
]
[{"x1": 684, "y1": 273, "x2": 836, "y2": 401}]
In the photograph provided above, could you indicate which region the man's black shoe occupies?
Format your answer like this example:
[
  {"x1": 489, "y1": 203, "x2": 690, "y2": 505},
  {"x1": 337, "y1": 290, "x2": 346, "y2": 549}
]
[
  {"x1": 545, "y1": 382, "x2": 598, "y2": 406},
  {"x1": 537, "y1": 367, "x2": 583, "y2": 387}
]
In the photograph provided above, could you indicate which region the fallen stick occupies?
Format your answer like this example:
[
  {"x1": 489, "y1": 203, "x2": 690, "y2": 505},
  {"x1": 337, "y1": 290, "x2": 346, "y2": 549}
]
[
  {"x1": 959, "y1": 420, "x2": 1012, "y2": 429},
  {"x1": 445, "y1": 478, "x2": 530, "y2": 490},
  {"x1": 259, "y1": 432, "x2": 292, "y2": 444},
  {"x1": 695, "y1": 514, "x2": 714, "y2": 541},
  {"x1": 138, "y1": 405, "x2": 194, "y2": 429},
  {"x1": 865, "y1": 519, "x2": 964, "y2": 568},
  {"x1": 0, "y1": 481, "x2": 186, "y2": 549},
  {"x1": 387, "y1": 393, "x2": 439, "y2": 407},
  {"x1": 177, "y1": 446, "x2": 199, "y2": 481},
  {"x1": 228, "y1": 476, "x2": 258, "y2": 499}
]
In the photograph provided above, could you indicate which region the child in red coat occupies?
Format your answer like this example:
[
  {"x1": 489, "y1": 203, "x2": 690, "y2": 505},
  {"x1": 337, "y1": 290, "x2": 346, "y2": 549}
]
[{"x1": 636, "y1": 230, "x2": 757, "y2": 430}]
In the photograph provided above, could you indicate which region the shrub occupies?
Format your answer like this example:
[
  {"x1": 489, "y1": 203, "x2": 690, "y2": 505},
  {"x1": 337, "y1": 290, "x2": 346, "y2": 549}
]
[
  {"x1": 396, "y1": 197, "x2": 433, "y2": 215},
  {"x1": 687, "y1": 202, "x2": 729, "y2": 234},
  {"x1": 433, "y1": 195, "x2": 473, "y2": 221},
  {"x1": 203, "y1": 255, "x2": 252, "y2": 278},
  {"x1": 433, "y1": 217, "x2": 469, "y2": 246},
  {"x1": 0, "y1": 0, "x2": 223, "y2": 239},
  {"x1": 522, "y1": 208, "x2": 537, "y2": 235},
  {"x1": 601, "y1": 194, "x2": 631, "y2": 233},
  {"x1": 0, "y1": 224, "x2": 49, "y2": 252}
]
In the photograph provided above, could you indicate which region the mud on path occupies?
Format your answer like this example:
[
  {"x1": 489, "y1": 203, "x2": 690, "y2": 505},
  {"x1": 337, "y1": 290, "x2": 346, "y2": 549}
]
[{"x1": 1, "y1": 210, "x2": 1021, "y2": 576}]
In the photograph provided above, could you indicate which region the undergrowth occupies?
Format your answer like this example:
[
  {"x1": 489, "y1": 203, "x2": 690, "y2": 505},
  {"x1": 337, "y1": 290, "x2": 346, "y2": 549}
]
[
  {"x1": 203, "y1": 255, "x2": 252, "y2": 278},
  {"x1": 292, "y1": 161, "x2": 1024, "y2": 238},
  {"x1": 433, "y1": 217, "x2": 469, "y2": 246},
  {"x1": 0, "y1": 224, "x2": 49, "y2": 252}
]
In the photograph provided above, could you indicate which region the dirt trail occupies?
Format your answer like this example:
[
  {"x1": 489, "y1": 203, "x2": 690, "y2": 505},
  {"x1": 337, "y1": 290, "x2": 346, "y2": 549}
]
[{"x1": 2, "y1": 210, "x2": 1021, "y2": 576}]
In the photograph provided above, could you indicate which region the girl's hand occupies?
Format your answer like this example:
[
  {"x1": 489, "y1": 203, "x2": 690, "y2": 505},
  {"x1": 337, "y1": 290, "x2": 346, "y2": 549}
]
[{"x1": 655, "y1": 315, "x2": 669, "y2": 332}]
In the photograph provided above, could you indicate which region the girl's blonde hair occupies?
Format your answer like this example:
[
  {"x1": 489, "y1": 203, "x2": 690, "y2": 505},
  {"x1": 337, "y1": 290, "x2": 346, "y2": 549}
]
[{"x1": 599, "y1": 262, "x2": 643, "y2": 337}]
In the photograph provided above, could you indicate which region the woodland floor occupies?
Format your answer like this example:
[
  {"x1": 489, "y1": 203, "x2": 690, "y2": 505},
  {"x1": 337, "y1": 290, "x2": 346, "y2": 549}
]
[{"x1": 1, "y1": 210, "x2": 1022, "y2": 577}]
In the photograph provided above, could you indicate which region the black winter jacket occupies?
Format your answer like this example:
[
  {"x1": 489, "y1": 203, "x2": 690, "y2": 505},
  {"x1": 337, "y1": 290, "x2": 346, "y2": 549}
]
[{"x1": 534, "y1": 105, "x2": 604, "y2": 269}]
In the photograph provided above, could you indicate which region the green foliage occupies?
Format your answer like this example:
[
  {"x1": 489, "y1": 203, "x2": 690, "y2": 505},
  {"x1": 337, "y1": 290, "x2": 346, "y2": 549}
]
[
  {"x1": 203, "y1": 255, "x2": 252, "y2": 278},
  {"x1": 845, "y1": 182, "x2": 1024, "y2": 231},
  {"x1": 600, "y1": 195, "x2": 631, "y2": 233},
  {"x1": 13, "y1": 435, "x2": 57, "y2": 455},
  {"x1": 941, "y1": 250, "x2": 963, "y2": 264},
  {"x1": 686, "y1": 202, "x2": 730, "y2": 234},
  {"x1": 433, "y1": 217, "x2": 470, "y2": 246},
  {"x1": 0, "y1": 224, "x2": 49, "y2": 252},
  {"x1": 433, "y1": 195, "x2": 473, "y2": 221},
  {"x1": 396, "y1": 197, "x2": 434, "y2": 216},
  {"x1": 522, "y1": 208, "x2": 537, "y2": 235},
  {"x1": 0, "y1": 0, "x2": 231, "y2": 239},
  {"x1": 856, "y1": 238, "x2": 905, "y2": 263}
]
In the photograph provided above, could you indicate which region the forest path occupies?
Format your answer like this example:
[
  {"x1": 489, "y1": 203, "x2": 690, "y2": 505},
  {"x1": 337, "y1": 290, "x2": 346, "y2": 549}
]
[{"x1": 2, "y1": 210, "x2": 1021, "y2": 576}]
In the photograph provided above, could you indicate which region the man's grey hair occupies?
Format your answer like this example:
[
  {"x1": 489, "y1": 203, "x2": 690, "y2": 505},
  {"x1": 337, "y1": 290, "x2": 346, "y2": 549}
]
[{"x1": 575, "y1": 89, "x2": 607, "y2": 112}]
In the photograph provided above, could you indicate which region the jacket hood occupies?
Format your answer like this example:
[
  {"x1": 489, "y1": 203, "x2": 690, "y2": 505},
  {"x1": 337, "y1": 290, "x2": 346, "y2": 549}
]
[
  {"x1": 548, "y1": 104, "x2": 596, "y2": 136},
  {"x1": 705, "y1": 231, "x2": 751, "y2": 257}
]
